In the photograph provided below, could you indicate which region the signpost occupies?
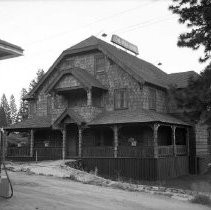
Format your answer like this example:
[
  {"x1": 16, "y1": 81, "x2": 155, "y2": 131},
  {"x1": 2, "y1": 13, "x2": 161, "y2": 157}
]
[{"x1": 111, "y1": 34, "x2": 139, "y2": 55}]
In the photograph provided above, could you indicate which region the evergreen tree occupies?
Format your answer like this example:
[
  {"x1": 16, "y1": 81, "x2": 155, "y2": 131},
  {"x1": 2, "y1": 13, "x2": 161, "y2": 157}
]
[
  {"x1": 9, "y1": 94, "x2": 17, "y2": 124},
  {"x1": 16, "y1": 88, "x2": 29, "y2": 122},
  {"x1": 29, "y1": 69, "x2": 45, "y2": 91},
  {"x1": 1, "y1": 94, "x2": 11, "y2": 125},
  {"x1": 169, "y1": 0, "x2": 211, "y2": 63},
  {"x1": 0, "y1": 106, "x2": 7, "y2": 127},
  {"x1": 170, "y1": 64, "x2": 211, "y2": 121}
]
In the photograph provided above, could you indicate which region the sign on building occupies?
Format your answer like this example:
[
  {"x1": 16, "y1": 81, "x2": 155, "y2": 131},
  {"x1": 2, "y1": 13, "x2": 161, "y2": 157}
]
[{"x1": 111, "y1": 34, "x2": 139, "y2": 55}]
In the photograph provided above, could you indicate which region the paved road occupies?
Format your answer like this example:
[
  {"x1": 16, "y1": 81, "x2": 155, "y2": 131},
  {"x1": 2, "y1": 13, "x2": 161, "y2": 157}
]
[{"x1": 0, "y1": 172, "x2": 209, "y2": 210}]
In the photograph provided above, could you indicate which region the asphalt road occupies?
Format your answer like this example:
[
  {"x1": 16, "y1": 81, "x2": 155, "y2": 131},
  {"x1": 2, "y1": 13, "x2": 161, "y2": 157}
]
[{"x1": 0, "y1": 172, "x2": 209, "y2": 210}]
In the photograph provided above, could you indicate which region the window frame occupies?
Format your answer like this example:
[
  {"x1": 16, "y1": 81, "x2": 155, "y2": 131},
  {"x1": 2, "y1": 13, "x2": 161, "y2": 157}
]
[
  {"x1": 114, "y1": 88, "x2": 128, "y2": 110},
  {"x1": 148, "y1": 87, "x2": 156, "y2": 111},
  {"x1": 94, "y1": 54, "x2": 105, "y2": 74}
]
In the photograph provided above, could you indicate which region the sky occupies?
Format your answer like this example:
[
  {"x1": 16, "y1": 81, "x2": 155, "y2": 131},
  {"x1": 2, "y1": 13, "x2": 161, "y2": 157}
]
[{"x1": 0, "y1": 0, "x2": 208, "y2": 107}]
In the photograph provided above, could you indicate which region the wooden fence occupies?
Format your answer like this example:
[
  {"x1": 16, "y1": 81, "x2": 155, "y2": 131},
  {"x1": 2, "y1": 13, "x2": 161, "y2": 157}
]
[
  {"x1": 81, "y1": 156, "x2": 189, "y2": 181},
  {"x1": 82, "y1": 146, "x2": 114, "y2": 157}
]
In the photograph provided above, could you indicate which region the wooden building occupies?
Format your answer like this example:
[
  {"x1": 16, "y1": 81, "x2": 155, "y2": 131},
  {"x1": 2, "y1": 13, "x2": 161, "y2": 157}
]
[{"x1": 5, "y1": 36, "x2": 210, "y2": 180}]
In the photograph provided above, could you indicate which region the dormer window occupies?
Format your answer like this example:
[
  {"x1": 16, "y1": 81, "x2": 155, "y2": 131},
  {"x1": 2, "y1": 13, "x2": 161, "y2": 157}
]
[
  {"x1": 114, "y1": 88, "x2": 128, "y2": 110},
  {"x1": 95, "y1": 55, "x2": 105, "y2": 74}
]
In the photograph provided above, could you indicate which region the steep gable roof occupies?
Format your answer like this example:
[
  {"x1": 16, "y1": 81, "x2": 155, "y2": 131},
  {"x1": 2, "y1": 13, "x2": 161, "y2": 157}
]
[
  {"x1": 26, "y1": 36, "x2": 197, "y2": 99},
  {"x1": 65, "y1": 36, "x2": 169, "y2": 88},
  {"x1": 53, "y1": 108, "x2": 85, "y2": 127},
  {"x1": 46, "y1": 68, "x2": 107, "y2": 93},
  {"x1": 168, "y1": 71, "x2": 199, "y2": 88}
]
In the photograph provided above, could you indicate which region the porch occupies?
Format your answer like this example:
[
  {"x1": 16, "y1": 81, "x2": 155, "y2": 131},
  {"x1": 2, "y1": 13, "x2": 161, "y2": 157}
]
[{"x1": 6, "y1": 123, "x2": 189, "y2": 160}]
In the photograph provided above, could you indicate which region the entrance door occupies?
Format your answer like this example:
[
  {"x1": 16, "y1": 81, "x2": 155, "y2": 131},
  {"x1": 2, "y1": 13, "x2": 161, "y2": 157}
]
[{"x1": 66, "y1": 124, "x2": 78, "y2": 157}]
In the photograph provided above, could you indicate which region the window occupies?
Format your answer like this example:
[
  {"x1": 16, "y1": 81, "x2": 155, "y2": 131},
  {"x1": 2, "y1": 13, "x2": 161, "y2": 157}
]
[
  {"x1": 60, "y1": 59, "x2": 75, "y2": 70},
  {"x1": 95, "y1": 55, "x2": 105, "y2": 73},
  {"x1": 54, "y1": 95, "x2": 64, "y2": 109},
  {"x1": 114, "y1": 89, "x2": 128, "y2": 110},
  {"x1": 149, "y1": 88, "x2": 156, "y2": 110}
]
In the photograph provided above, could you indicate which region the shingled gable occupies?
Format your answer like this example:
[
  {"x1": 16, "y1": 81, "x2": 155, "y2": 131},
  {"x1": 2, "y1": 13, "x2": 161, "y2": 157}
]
[
  {"x1": 45, "y1": 67, "x2": 107, "y2": 94},
  {"x1": 24, "y1": 36, "x2": 171, "y2": 100},
  {"x1": 53, "y1": 108, "x2": 85, "y2": 128}
]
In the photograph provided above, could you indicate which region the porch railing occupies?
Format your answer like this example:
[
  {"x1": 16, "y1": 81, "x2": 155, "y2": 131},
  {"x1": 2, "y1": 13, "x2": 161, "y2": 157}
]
[
  {"x1": 176, "y1": 145, "x2": 187, "y2": 156},
  {"x1": 7, "y1": 146, "x2": 30, "y2": 157},
  {"x1": 158, "y1": 145, "x2": 174, "y2": 157},
  {"x1": 118, "y1": 146, "x2": 154, "y2": 157},
  {"x1": 34, "y1": 147, "x2": 62, "y2": 160},
  {"x1": 6, "y1": 146, "x2": 62, "y2": 160},
  {"x1": 82, "y1": 146, "x2": 114, "y2": 157}
]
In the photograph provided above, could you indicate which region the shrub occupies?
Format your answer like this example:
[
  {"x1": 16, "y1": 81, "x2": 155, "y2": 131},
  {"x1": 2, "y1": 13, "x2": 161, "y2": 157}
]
[{"x1": 191, "y1": 194, "x2": 211, "y2": 207}]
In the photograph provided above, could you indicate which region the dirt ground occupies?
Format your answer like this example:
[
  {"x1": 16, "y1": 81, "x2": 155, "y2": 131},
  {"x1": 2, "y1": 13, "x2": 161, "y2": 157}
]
[
  {"x1": 0, "y1": 172, "x2": 209, "y2": 210},
  {"x1": 162, "y1": 168, "x2": 211, "y2": 193}
]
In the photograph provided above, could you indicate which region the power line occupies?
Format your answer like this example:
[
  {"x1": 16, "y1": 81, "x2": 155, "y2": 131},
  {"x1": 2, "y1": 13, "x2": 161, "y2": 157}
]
[
  {"x1": 111, "y1": 15, "x2": 174, "y2": 34},
  {"x1": 23, "y1": 1, "x2": 158, "y2": 47}
]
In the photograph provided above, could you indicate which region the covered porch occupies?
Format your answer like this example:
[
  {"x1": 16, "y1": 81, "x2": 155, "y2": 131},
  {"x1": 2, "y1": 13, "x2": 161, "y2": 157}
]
[
  {"x1": 81, "y1": 123, "x2": 189, "y2": 158},
  {"x1": 4, "y1": 109, "x2": 190, "y2": 160}
]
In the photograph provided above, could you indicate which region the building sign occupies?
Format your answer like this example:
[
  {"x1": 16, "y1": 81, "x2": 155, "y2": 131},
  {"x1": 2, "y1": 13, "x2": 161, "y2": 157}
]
[{"x1": 111, "y1": 34, "x2": 139, "y2": 55}]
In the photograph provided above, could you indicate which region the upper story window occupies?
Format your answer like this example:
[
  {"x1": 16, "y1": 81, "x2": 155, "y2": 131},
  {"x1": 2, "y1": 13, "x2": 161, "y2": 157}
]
[
  {"x1": 149, "y1": 88, "x2": 156, "y2": 110},
  {"x1": 95, "y1": 55, "x2": 105, "y2": 74},
  {"x1": 114, "y1": 89, "x2": 128, "y2": 110},
  {"x1": 60, "y1": 59, "x2": 75, "y2": 70}
]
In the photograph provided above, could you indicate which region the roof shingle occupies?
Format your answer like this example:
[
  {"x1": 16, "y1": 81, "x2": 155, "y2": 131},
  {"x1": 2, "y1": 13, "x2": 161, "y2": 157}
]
[
  {"x1": 5, "y1": 116, "x2": 51, "y2": 130},
  {"x1": 89, "y1": 108, "x2": 189, "y2": 126}
]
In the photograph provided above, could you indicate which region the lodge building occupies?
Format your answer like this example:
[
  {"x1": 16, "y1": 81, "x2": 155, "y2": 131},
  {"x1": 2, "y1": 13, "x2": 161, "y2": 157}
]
[{"x1": 5, "y1": 36, "x2": 210, "y2": 180}]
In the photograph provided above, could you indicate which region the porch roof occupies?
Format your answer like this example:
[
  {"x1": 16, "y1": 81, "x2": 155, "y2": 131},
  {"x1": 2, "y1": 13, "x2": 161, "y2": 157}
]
[
  {"x1": 4, "y1": 116, "x2": 51, "y2": 131},
  {"x1": 45, "y1": 68, "x2": 107, "y2": 94},
  {"x1": 89, "y1": 108, "x2": 190, "y2": 126},
  {"x1": 53, "y1": 108, "x2": 85, "y2": 127}
]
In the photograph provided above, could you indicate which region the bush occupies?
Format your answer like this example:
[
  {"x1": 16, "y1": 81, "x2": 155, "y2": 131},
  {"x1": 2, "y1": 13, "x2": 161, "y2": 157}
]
[{"x1": 191, "y1": 194, "x2": 211, "y2": 207}]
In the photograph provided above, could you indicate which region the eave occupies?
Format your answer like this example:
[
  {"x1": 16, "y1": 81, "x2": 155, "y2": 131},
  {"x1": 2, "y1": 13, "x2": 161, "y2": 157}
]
[{"x1": 0, "y1": 39, "x2": 23, "y2": 60}]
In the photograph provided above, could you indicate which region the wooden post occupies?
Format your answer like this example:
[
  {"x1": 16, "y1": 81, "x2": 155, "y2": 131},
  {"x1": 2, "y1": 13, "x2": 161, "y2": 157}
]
[
  {"x1": 62, "y1": 126, "x2": 66, "y2": 160},
  {"x1": 186, "y1": 128, "x2": 190, "y2": 156},
  {"x1": 171, "y1": 125, "x2": 176, "y2": 156},
  {"x1": 78, "y1": 126, "x2": 82, "y2": 157},
  {"x1": 30, "y1": 129, "x2": 34, "y2": 157},
  {"x1": 153, "y1": 124, "x2": 159, "y2": 158},
  {"x1": 87, "y1": 88, "x2": 92, "y2": 106},
  {"x1": 113, "y1": 125, "x2": 118, "y2": 158}
]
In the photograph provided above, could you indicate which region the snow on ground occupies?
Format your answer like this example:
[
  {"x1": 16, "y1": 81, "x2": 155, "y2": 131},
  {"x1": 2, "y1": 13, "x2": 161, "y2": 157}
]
[{"x1": 4, "y1": 160, "x2": 208, "y2": 202}]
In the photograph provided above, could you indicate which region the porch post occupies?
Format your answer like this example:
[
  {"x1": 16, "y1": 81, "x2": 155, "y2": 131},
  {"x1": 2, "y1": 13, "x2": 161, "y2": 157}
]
[
  {"x1": 153, "y1": 124, "x2": 159, "y2": 158},
  {"x1": 113, "y1": 125, "x2": 118, "y2": 158},
  {"x1": 78, "y1": 126, "x2": 82, "y2": 157},
  {"x1": 30, "y1": 129, "x2": 34, "y2": 157},
  {"x1": 2, "y1": 131, "x2": 9, "y2": 161},
  {"x1": 186, "y1": 128, "x2": 190, "y2": 156},
  {"x1": 62, "y1": 126, "x2": 67, "y2": 160},
  {"x1": 171, "y1": 125, "x2": 176, "y2": 156},
  {"x1": 87, "y1": 88, "x2": 92, "y2": 106}
]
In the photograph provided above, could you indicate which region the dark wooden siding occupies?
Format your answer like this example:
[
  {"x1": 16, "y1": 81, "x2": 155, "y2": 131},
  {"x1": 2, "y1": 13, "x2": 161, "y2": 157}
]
[{"x1": 81, "y1": 156, "x2": 189, "y2": 181}]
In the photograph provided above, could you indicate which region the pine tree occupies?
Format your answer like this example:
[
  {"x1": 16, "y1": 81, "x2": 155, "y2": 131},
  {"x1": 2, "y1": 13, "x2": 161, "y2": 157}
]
[
  {"x1": 170, "y1": 64, "x2": 211, "y2": 121},
  {"x1": 29, "y1": 69, "x2": 45, "y2": 91},
  {"x1": 1, "y1": 94, "x2": 11, "y2": 125},
  {"x1": 169, "y1": 0, "x2": 211, "y2": 63},
  {"x1": 9, "y1": 94, "x2": 17, "y2": 124},
  {"x1": 0, "y1": 106, "x2": 7, "y2": 127},
  {"x1": 16, "y1": 88, "x2": 29, "y2": 122}
]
